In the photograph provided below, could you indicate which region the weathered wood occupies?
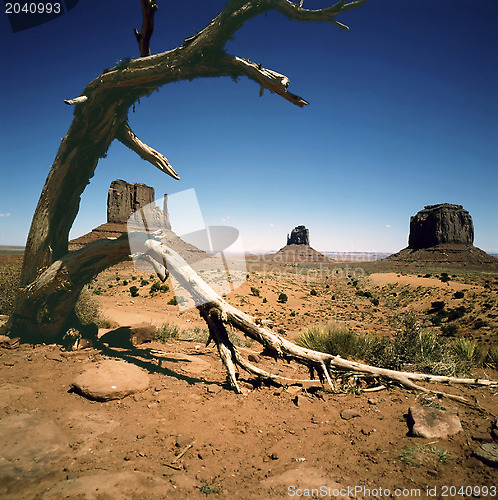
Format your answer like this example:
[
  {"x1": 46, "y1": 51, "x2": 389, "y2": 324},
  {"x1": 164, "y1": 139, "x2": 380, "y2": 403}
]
[
  {"x1": 145, "y1": 236, "x2": 498, "y2": 401},
  {"x1": 134, "y1": 0, "x2": 158, "y2": 57},
  {"x1": 11, "y1": 234, "x2": 146, "y2": 341},
  {"x1": 12, "y1": 0, "x2": 366, "y2": 341},
  {"x1": 116, "y1": 123, "x2": 179, "y2": 180}
]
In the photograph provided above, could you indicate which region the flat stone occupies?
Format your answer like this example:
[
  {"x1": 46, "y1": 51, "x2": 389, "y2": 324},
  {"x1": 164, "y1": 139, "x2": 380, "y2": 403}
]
[
  {"x1": 472, "y1": 432, "x2": 494, "y2": 443},
  {"x1": 340, "y1": 409, "x2": 361, "y2": 420},
  {"x1": 72, "y1": 360, "x2": 149, "y2": 401},
  {"x1": 206, "y1": 384, "x2": 222, "y2": 394},
  {"x1": 0, "y1": 414, "x2": 71, "y2": 495},
  {"x1": 473, "y1": 443, "x2": 498, "y2": 468},
  {"x1": 0, "y1": 336, "x2": 19, "y2": 349},
  {"x1": 42, "y1": 471, "x2": 174, "y2": 499},
  {"x1": 407, "y1": 406, "x2": 462, "y2": 439}
]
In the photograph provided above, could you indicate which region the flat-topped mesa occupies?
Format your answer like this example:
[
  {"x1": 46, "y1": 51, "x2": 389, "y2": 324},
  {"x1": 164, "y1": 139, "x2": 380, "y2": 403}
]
[
  {"x1": 107, "y1": 179, "x2": 170, "y2": 229},
  {"x1": 408, "y1": 203, "x2": 473, "y2": 249},
  {"x1": 275, "y1": 225, "x2": 326, "y2": 262},
  {"x1": 386, "y1": 203, "x2": 497, "y2": 267},
  {"x1": 287, "y1": 225, "x2": 310, "y2": 246},
  {"x1": 69, "y1": 180, "x2": 173, "y2": 251}
]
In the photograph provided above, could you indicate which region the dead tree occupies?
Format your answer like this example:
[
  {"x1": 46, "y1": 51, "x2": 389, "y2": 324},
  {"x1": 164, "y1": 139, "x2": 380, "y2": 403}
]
[
  {"x1": 7, "y1": 1, "x2": 496, "y2": 399},
  {"x1": 143, "y1": 234, "x2": 496, "y2": 402},
  {"x1": 10, "y1": 0, "x2": 367, "y2": 342}
]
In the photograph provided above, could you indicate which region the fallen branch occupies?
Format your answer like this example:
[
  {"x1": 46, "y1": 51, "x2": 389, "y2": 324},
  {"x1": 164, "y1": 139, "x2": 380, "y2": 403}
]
[{"x1": 143, "y1": 234, "x2": 497, "y2": 402}]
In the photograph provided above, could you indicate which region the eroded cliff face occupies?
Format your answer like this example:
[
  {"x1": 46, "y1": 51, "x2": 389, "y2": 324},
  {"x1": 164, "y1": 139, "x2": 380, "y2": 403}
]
[
  {"x1": 408, "y1": 204, "x2": 474, "y2": 250},
  {"x1": 287, "y1": 225, "x2": 310, "y2": 246},
  {"x1": 107, "y1": 179, "x2": 170, "y2": 229}
]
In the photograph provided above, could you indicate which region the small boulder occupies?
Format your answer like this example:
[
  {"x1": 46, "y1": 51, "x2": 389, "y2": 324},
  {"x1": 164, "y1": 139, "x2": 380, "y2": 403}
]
[
  {"x1": 72, "y1": 360, "x2": 149, "y2": 401},
  {"x1": 473, "y1": 443, "x2": 498, "y2": 468},
  {"x1": 129, "y1": 323, "x2": 157, "y2": 346},
  {"x1": 340, "y1": 409, "x2": 361, "y2": 420},
  {"x1": 407, "y1": 406, "x2": 462, "y2": 439}
]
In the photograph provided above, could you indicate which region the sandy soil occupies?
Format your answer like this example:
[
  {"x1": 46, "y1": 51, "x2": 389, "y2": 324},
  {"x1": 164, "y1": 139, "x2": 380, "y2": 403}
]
[
  {"x1": 0, "y1": 339, "x2": 497, "y2": 499},
  {"x1": 1, "y1": 258, "x2": 497, "y2": 498}
]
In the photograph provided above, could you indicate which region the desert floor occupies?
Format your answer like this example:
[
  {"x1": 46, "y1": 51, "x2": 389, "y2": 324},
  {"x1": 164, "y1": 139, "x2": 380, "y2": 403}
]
[{"x1": 0, "y1": 255, "x2": 497, "y2": 499}]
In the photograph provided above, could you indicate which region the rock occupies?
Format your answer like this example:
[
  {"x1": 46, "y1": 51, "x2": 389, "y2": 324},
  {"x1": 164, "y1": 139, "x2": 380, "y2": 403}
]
[
  {"x1": 408, "y1": 203, "x2": 474, "y2": 249},
  {"x1": 72, "y1": 360, "x2": 149, "y2": 401},
  {"x1": 472, "y1": 432, "x2": 494, "y2": 443},
  {"x1": 464, "y1": 457, "x2": 483, "y2": 469},
  {"x1": 100, "y1": 323, "x2": 156, "y2": 348},
  {"x1": 473, "y1": 443, "x2": 498, "y2": 468},
  {"x1": 259, "y1": 466, "x2": 352, "y2": 499},
  {"x1": 129, "y1": 323, "x2": 156, "y2": 346},
  {"x1": 274, "y1": 225, "x2": 327, "y2": 263},
  {"x1": 107, "y1": 179, "x2": 149, "y2": 223},
  {"x1": 206, "y1": 384, "x2": 222, "y2": 394},
  {"x1": 492, "y1": 429, "x2": 498, "y2": 442},
  {"x1": 287, "y1": 225, "x2": 310, "y2": 246},
  {"x1": 0, "y1": 335, "x2": 20, "y2": 349},
  {"x1": 0, "y1": 414, "x2": 70, "y2": 495},
  {"x1": 340, "y1": 409, "x2": 361, "y2": 420},
  {"x1": 387, "y1": 203, "x2": 498, "y2": 267},
  {"x1": 248, "y1": 353, "x2": 260, "y2": 363},
  {"x1": 175, "y1": 434, "x2": 193, "y2": 448},
  {"x1": 42, "y1": 471, "x2": 174, "y2": 499},
  {"x1": 407, "y1": 406, "x2": 462, "y2": 439}
]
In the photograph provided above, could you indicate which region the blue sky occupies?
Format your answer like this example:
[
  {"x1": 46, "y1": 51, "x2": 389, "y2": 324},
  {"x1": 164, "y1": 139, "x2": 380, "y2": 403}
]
[{"x1": 1, "y1": 0, "x2": 497, "y2": 253}]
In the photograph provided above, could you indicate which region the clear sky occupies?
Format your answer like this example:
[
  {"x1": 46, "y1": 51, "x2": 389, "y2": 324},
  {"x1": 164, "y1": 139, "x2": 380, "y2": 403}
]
[{"x1": 1, "y1": 0, "x2": 497, "y2": 253}]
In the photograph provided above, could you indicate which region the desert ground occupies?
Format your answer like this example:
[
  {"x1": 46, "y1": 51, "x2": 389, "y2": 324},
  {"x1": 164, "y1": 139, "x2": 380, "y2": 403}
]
[{"x1": 0, "y1": 253, "x2": 497, "y2": 499}]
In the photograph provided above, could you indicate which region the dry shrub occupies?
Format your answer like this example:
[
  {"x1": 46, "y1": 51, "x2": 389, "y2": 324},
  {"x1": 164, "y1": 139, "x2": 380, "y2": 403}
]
[
  {"x1": 75, "y1": 287, "x2": 113, "y2": 328},
  {"x1": 0, "y1": 264, "x2": 21, "y2": 315}
]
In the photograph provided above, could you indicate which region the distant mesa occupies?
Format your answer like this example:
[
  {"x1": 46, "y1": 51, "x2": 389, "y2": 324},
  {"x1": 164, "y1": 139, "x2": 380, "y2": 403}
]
[
  {"x1": 287, "y1": 225, "x2": 309, "y2": 246},
  {"x1": 387, "y1": 203, "x2": 497, "y2": 267},
  {"x1": 274, "y1": 225, "x2": 327, "y2": 262},
  {"x1": 408, "y1": 203, "x2": 473, "y2": 249}
]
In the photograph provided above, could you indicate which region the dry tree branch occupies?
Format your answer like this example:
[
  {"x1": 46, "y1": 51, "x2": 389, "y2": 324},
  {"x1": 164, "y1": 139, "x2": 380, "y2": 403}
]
[
  {"x1": 134, "y1": 0, "x2": 158, "y2": 57},
  {"x1": 143, "y1": 235, "x2": 498, "y2": 401},
  {"x1": 11, "y1": 0, "x2": 366, "y2": 342},
  {"x1": 224, "y1": 56, "x2": 309, "y2": 107},
  {"x1": 116, "y1": 123, "x2": 180, "y2": 180}
]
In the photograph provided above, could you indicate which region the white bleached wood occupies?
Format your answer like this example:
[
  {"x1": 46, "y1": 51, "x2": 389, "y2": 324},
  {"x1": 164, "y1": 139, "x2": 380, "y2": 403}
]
[{"x1": 144, "y1": 236, "x2": 497, "y2": 402}]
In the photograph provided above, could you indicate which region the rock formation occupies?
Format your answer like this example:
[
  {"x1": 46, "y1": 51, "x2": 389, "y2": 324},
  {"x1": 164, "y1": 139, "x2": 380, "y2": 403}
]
[
  {"x1": 69, "y1": 181, "x2": 205, "y2": 263},
  {"x1": 387, "y1": 203, "x2": 497, "y2": 267},
  {"x1": 408, "y1": 204, "x2": 473, "y2": 249},
  {"x1": 275, "y1": 225, "x2": 326, "y2": 263},
  {"x1": 287, "y1": 225, "x2": 310, "y2": 246},
  {"x1": 107, "y1": 179, "x2": 170, "y2": 229}
]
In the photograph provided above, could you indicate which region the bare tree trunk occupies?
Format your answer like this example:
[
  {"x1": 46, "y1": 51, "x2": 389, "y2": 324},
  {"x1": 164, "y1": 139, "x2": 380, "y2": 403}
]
[{"x1": 9, "y1": 0, "x2": 366, "y2": 342}]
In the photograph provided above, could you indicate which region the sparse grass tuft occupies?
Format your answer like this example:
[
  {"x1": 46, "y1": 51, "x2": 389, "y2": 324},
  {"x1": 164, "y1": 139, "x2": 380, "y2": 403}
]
[
  {"x1": 484, "y1": 346, "x2": 498, "y2": 369},
  {"x1": 154, "y1": 322, "x2": 180, "y2": 342},
  {"x1": 295, "y1": 312, "x2": 492, "y2": 377}
]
